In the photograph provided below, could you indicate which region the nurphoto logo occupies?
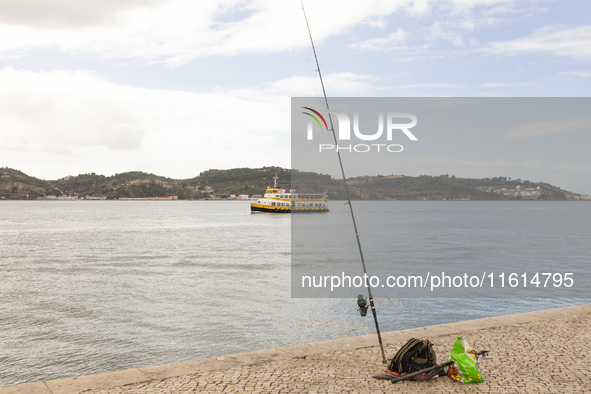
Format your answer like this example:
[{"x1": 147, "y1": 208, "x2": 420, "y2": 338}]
[{"x1": 302, "y1": 107, "x2": 418, "y2": 153}]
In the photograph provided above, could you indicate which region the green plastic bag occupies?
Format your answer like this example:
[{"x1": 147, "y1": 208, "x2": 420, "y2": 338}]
[{"x1": 446, "y1": 337, "x2": 484, "y2": 384}]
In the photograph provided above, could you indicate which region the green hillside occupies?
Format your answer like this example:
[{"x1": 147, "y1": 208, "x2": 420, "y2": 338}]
[
  {"x1": 52, "y1": 171, "x2": 186, "y2": 199},
  {"x1": 0, "y1": 166, "x2": 585, "y2": 200},
  {"x1": 322, "y1": 174, "x2": 571, "y2": 201},
  {"x1": 0, "y1": 168, "x2": 58, "y2": 199},
  {"x1": 189, "y1": 166, "x2": 291, "y2": 196}
]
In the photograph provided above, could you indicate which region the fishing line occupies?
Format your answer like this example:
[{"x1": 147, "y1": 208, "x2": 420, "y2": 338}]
[{"x1": 300, "y1": 0, "x2": 388, "y2": 365}]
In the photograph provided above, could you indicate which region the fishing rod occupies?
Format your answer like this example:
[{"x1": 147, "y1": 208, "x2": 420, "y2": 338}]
[{"x1": 300, "y1": 0, "x2": 387, "y2": 366}]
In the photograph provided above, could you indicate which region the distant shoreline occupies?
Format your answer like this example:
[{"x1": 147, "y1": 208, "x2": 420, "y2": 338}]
[
  {"x1": 2, "y1": 166, "x2": 589, "y2": 201},
  {"x1": 2, "y1": 198, "x2": 590, "y2": 203}
]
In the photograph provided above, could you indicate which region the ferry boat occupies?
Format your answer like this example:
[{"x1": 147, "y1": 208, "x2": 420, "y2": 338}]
[{"x1": 250, "y1": 175, "x2": 328, "y2": 213}]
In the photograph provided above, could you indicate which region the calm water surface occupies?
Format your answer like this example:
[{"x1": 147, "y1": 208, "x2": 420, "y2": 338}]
[{"x1": 0, "y1": 200, "x2": 588, "y2": 387}]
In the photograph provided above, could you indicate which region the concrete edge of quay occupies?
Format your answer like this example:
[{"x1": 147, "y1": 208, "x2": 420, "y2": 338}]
[{"x1": 2, "y1": 303, "x2": 590, "y2": 394}]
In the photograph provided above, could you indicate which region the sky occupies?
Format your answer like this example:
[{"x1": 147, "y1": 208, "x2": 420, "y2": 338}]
[
  {"x1": 292, "y1": 97, "x2": 591, "y2": 194},
  {"x1": 0, "y1": 0, "x2": 590, "y2": 193}
]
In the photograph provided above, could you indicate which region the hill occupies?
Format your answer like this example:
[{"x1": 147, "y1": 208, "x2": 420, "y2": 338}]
[
  {"x1": 187, "y1": 166, "x2": 293, "y2": 197},
  {"x1": 0, "y1": 166, "x2": 586, "y2": 200},
  {"x1": 0, "y1": 168, "x2": 58, "y2": 199},
  {"x1": 52, "y1": 171, "x2": 189, "y2": 199},
  {"x1": 322, "y1": 174, "x2": 574, "y2": 201},
  {"x1": 50, "y1": 167, "x2": 296, "y2": 199}
]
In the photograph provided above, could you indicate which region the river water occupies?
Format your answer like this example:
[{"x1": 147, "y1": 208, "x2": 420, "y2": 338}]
[{"x1": 0, "y1": 200, "x2": 589, "y2": 387}]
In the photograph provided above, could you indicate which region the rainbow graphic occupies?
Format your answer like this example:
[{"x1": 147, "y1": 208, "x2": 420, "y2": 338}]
[{"x1": 302, "y1": 107, "x2": 328, "y2": 131}]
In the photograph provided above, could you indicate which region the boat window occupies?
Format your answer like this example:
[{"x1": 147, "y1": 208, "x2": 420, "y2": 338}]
[{"x1": 272, "y1": 202, "x2": 276, "y2": 206}]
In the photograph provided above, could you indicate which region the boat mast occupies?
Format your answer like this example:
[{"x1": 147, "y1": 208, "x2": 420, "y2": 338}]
[{"x1": 300, "y1": 1, "x2": 387, "y2": 365}]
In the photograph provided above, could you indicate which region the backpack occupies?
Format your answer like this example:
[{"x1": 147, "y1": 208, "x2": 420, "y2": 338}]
[{"x1": 388, "y1": 338, "x2": 437, "y2": 374}]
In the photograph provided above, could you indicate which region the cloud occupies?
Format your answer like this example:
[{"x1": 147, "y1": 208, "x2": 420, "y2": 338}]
[
  {"x1": 504, "y1": 117, "x2": 591, "y2": 140},
  {"x1": 0, "y1": 0, "x2": 420, "y2": 66},
  {"x1": 558, "y1": 71, "x2": 591, "y2": 78},
  {"x1": 480, "y1": 82, "x2": 539, "y2": 88},
  {"x1": 0, "y1": 0, "x2": 162, "y2": 28},
  {"x1": 0, "y1": 67, "x2": 295, "y2": 177},
  {"x1": 419, "y1": 1, "x2": 526, "y2": 47},
  {"x1": 267, "y1": 72, "x2": 382, "y2": 96},
  {"x1": 350, "y1": 29, "x2": 408, "y2": 51},
  {"x1": 396, "y1": 83, "x2": 466, "y2": 89},
  {"x1": 366, "y1": 17, "x2": 387, "y2": 29},
  {"x1": 555, "y1": 161, "x2": 591, "y2": 173},
  {"x1": 0, "y1": 68, "x2": 382, "y2": 178},
  {"x1": 425, "y1": 21, "x2": 466, "y2": 46},
  {"x1": 482, "y1": 25, "x2": 591, "y2": 59},
  {"x1": 349, "y1": 0, "x2": 526, "y2": 60},
  {"x1": 0, "y1": 68, "x2": 148, "y2": 154},
  {"x1": 0, "y1": 0, "x2": 523, "y2": 66},
  {"x1": 0, "y1": 1, "x2": 267, "y2": 65}
]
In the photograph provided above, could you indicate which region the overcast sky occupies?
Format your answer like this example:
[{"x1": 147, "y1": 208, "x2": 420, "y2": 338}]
[{"x1": 0, "y1": 0, "x2": 590, "y2": 193}]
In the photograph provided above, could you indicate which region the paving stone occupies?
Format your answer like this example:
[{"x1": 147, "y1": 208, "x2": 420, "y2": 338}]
[
  {"x1": 2, "y1": 305, "x2": 589, "y2": 393},
  {"x1": 73, "y1": 308, "x2": 591, "y2": 393}
]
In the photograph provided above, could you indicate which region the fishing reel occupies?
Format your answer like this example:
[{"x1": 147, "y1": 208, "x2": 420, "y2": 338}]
[
  {"x1": 469, "y1": 350, "x2": 490, "y2": 360},
  {"x1": 357, "y1": 294, "x2": 368, "y2": 317}
]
